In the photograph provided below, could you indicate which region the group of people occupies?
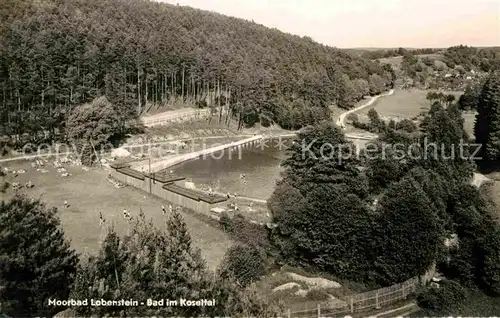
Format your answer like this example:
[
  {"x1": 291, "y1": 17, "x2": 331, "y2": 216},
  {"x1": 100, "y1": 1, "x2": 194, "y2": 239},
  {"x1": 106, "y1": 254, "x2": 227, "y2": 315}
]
[
  {"x1": 123, "y1": 209, "x2": 132, "y2": 221},
  {"x1": 97, "y1": 204, "x2": 181, "y2": 227}
]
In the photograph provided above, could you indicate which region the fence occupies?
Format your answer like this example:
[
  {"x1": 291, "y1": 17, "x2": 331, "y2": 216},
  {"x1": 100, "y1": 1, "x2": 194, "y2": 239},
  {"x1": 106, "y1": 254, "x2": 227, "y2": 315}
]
[
  {"x1": 284, "y1": 264, "x2": 436, "y2": 318},
  {"x1": 110, "y1": 167, "x2": 227, "y2": 217}
]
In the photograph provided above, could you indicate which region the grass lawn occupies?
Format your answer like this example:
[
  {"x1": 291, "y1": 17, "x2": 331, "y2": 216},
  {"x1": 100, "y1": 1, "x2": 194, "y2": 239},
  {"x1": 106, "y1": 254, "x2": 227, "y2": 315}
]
[
  {"x1": 377, "y1": 53, "x2": 444, "y2": 70},
  {"x1": 354, "y1": 89, "x2": 463, "y2": 119},
  {"x1": 0, "y1": 160, "x2": 232, "y2": 270}
]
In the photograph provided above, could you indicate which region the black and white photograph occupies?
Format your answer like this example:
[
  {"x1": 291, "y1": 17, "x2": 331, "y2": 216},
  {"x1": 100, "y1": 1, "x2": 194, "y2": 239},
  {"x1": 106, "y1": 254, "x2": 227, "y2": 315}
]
[{"x1": 0, "y1": 0, "x2": 499, "y2": 317}]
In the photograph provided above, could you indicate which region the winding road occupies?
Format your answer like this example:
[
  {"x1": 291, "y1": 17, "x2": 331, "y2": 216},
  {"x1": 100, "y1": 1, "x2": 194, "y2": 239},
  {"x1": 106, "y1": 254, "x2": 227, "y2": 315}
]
[{"x1": 336, "y1": 89, "x2": 394, "y2": 129}]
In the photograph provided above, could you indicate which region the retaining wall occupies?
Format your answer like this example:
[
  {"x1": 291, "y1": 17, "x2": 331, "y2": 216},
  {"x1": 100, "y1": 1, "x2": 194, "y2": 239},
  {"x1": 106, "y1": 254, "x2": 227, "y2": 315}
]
[
  {"x1": 133, "y1": 135, "x2": 263, "y2": 173},
  {"x1": 110, "y1": 169, "x2": 221, "y2": 217}
]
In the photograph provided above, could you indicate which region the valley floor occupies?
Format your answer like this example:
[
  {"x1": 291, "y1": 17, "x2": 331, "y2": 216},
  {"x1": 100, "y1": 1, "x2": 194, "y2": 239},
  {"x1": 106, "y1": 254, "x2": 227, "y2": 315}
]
[{"x1": 0, "y1": 161, "x2": 232, "y2": 270}]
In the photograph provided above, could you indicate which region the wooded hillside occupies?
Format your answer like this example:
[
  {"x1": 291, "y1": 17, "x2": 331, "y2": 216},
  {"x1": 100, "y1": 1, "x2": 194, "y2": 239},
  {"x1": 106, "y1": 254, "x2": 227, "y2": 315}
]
[{"x1": 0, "y1": 0, "x2": 393, "y2": 140}]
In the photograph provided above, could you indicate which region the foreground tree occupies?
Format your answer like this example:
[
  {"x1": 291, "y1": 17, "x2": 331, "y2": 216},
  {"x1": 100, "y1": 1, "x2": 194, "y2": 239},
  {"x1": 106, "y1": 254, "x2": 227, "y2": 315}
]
[
  {"x1": 218, "y1": 244, "x2": 266, "y2": 288},
  {"x1": 420, "y1": 102, "x2": 474, "y2": 184},
  {"x1": 269, "y1": 122, "x2": 374, "y2": 280},
  {"x1": 443, "y1": 184, "x2": 500, "y2": 295},
  {"x1": 0, "y1": 195, "x2": 78, "y2": 317},
  {"x1": 458, "y1": 83, "x2": 481, "y2": 111},
  {"x1": 474, "y1": 71, "x2": 500, "y2": 162},
  {"x1": 66, "y1": 96, "x2": 124, "y2": 165},
  {"x1": 417, "y1": 280, "x2": 467, "y2": 315},
  {"x1": 371, "y1": 177, "x2": 444, "y2": 285},
  {"x1": 71, "y1": 211, "x2": 279, "y2": 316}
]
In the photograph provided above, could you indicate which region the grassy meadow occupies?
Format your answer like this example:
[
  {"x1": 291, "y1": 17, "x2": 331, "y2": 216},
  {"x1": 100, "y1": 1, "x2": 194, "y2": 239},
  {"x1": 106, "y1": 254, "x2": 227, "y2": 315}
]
[
  {"x1": 0, "y1": 160, "x2": 232, "y2": 270},
  {"x1": 354, "y1": 89, "x2": 463, "y2": 119}
]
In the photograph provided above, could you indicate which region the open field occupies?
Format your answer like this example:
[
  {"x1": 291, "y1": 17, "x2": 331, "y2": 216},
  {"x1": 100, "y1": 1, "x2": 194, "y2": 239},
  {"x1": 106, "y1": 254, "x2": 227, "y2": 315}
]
[
  {"x1": 377, "y1": 53, "x2": 444, "y2": 69},
  {"x1": 378, "y1": 56, "x2": 404, "y2": 69},
  {"x1": 354, "y1": 89, "x2": 463, "y2": 119},
  {"x1": 417, "y1": 53, "x2": 444, "y2": 60},
  {"x1": 0, "y1": 161, "x2": 232, "y2": 270}
]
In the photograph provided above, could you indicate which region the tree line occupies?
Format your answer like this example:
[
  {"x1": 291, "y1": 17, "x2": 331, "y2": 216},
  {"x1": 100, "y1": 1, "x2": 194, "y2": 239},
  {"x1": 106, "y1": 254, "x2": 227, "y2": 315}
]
[
  {"x1": 353, "y1": 47, "x2": 440, "y2": 60},
  {"x1": 0, "y1": 195, "x2": 279, "y2": 317},
  {"x1": 0, "y1": 0, "x2": 394, "y2": 145}
]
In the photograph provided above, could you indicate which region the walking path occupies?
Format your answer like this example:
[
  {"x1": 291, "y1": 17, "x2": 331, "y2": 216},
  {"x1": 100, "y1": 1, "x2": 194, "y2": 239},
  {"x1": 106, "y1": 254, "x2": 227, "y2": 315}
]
[
  {"x1": 0, "y1": 135, "x2": 257, "y2": 164},
  {"x1": 336, "y1": 89, "x2": 395, "y2": 129},
  {"x1": 133, "y1": 135, "x2": 263, "y2": 173},
  {"x1": 372, "y1": 302, "x2": 420, "y2": 318}
]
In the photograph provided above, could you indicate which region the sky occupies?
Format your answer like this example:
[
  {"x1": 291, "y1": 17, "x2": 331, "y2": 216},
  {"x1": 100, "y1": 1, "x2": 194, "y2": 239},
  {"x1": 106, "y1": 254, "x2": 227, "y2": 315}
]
[{"x1": 158, "y1": 0, "x2": 500, "y2": 48}]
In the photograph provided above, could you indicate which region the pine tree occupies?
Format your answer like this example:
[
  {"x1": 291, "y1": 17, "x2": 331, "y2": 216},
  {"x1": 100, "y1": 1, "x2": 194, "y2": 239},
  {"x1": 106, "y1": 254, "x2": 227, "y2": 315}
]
[
  {"x1": 475, "y1": 71, "x2": 500, "y2": 161},
  {"x1": 0, "y1": 195, "x2": 78, "y2": 317},
  {"x1": 371, "y1": 177, "x2": 444, "y2": 285},
  {"x1": 218, "y1": 244, "x2": 266, "y2": 288},
  {"x1": 421, "y1": 102, "x2": 474, "y2": 183}
]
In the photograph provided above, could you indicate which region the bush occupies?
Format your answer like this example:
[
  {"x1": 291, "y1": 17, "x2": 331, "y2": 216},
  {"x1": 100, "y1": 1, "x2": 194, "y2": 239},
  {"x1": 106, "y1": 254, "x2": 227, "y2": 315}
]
[
  {"x1": 417, "y1": 280, "x2": 466, "y2": 315},
  {"x1": 219, "y1": 212, "x2": 232, "y2": 233},
  {"x1": 0, "y1": 181, "x2": 9, "y2": 193},
  {"x1": 219, "y1": 244, "x2": 266, "y2": 287},
  {"x1": 260, "y1": 114, "x2": 272, "y2": 127},
  {"x1": 305, "y1": 289, "x2": 331, "y2": 301},
  {"x1": 346, "y1": 113, "x2": 359, "y2": 123},
  {"x1": 352, "y1": 121, "x2": 370, "y2": 131},
  {"x1": 397, "y1": 119, "x2": 418, "y2": 133},
  {"x1": 219, "y1": 213, "x2": 271, "y2": 251}
]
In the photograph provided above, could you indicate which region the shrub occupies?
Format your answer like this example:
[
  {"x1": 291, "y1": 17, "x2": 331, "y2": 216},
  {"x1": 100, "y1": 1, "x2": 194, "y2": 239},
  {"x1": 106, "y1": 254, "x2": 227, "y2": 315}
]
[
  {"x1": 219, "y1": 244, "x2": 266, "y2": 287},
  {"x1": 0, "y1": 181, "x2": 9, "y2": 193},
  {"x1": 260, "y1": 114, "x2": 272, "y2": 127},
  {"x1": 305, "y1": 289, "x2": 331, "y2": 301},
  {"x1": 219, "y1": 213, "x2": 271, "y2": 251},
  {"x1": 417, "y1": 280, "x2": 466, "y2": 315},
  {"x1": 352, "y1": 121, "x2": 370, "y2": 131},
  {"x1": 397, "y1": 119, "x2": 418, "y2": 133},
  {"x1": 346, "y1": 113, "x2": 359, "y2": 123},
  {"x1": 219, "y1": 212, "x2": 232, "y2": 233}
]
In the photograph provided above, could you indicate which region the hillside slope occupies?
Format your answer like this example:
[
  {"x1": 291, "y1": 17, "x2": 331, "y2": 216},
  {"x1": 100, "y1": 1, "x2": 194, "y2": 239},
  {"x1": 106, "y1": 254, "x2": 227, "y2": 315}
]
[{"x1": 0, "y1": 0, "x2": 393, "y2": 138}]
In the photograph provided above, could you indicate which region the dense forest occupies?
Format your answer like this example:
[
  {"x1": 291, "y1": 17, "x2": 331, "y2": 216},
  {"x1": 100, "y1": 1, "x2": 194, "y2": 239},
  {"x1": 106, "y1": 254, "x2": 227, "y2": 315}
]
[
  {"x1": 0, "y1": 0, "x2": 394, "y2": 143},
  {"x1": 443, "y1": 45, "x2": 500, "y2": 71},
  {"x1": 354, "y1": 47, "x2": 441, "y2": 60}
]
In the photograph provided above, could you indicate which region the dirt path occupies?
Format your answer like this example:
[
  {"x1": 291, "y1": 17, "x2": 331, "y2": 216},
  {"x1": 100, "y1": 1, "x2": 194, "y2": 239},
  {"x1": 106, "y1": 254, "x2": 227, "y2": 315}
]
[{"x1": 336, "y1": 89, "x2": 395, "y2": 129}]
